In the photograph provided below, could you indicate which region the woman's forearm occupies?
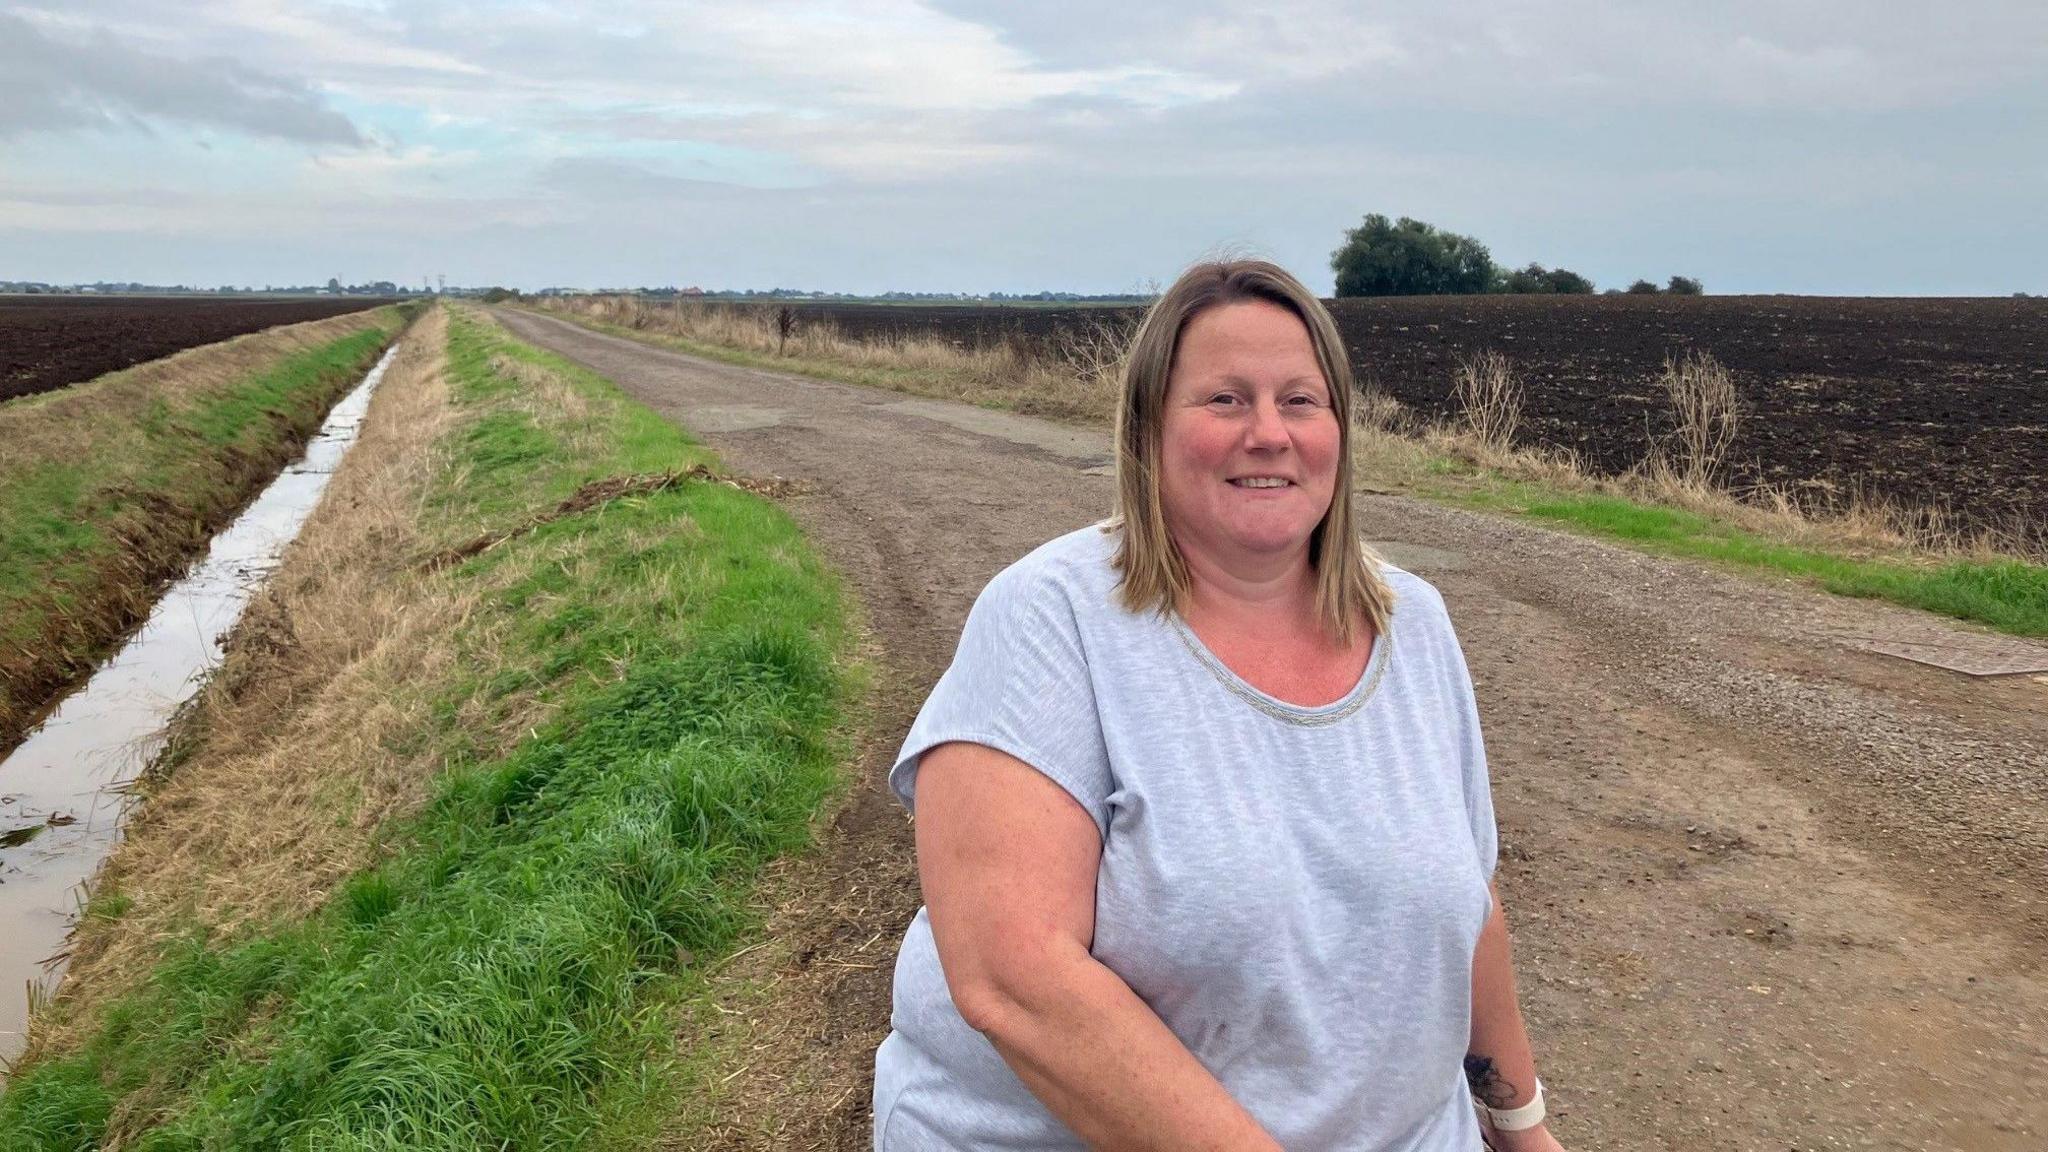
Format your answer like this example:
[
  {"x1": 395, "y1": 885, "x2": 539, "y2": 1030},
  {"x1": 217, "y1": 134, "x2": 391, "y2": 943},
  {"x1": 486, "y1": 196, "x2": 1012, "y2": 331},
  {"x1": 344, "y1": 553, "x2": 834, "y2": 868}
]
[
  {"x1": 1468, "y1": 882, "x2": 1542, "y2": 1110},
  {"x1": 955, "y1": 936, "x2": 1282, "y2": 1152}
]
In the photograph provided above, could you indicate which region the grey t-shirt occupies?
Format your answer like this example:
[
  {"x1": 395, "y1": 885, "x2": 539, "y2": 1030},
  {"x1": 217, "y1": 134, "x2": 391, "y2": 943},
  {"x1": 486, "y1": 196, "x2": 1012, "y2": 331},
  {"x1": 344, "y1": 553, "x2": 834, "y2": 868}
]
[{"x1": 874, "y1": 524, "x2": 1498, "y2": 1151}]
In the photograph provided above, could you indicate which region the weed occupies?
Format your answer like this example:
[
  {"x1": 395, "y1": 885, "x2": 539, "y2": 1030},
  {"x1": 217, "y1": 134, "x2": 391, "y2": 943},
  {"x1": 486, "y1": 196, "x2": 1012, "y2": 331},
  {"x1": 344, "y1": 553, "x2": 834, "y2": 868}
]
[{"x1": 1450, "y1": 350, "x2": 1523, "y2": 453}]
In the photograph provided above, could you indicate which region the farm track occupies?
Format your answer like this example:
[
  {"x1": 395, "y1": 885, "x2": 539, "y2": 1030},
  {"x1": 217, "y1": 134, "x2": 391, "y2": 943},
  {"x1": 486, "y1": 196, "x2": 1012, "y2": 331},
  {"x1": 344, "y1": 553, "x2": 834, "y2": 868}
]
[
  {"x1": 795, "y1": 295, "x2": 2048, "y2": 551},
  {"x1": 0, "y1": 295, "x2": 391, "y2": 401},
  {"x1": 499, "y1": 306, "x2": 2048, "y2": 1152}
]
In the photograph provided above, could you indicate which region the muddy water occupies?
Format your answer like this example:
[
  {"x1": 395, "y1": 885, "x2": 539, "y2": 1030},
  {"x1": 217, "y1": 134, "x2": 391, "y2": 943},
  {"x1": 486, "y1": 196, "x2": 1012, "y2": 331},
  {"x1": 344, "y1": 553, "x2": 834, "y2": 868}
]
[{"x1": 0, "y1": 344, "x2": 397, "y2": 1063}]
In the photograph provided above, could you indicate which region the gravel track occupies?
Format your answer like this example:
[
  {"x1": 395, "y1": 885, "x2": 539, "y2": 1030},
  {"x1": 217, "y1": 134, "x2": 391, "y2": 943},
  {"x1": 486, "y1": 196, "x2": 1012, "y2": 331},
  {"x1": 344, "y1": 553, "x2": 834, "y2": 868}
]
[{"x1": 495, "y1": 306, "x2": 2048, "y2": 1152}]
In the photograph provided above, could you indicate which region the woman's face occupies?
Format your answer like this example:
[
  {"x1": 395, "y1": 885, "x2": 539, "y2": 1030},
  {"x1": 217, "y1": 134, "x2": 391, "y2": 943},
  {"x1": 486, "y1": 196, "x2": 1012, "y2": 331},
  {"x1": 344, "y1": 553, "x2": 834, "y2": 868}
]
[{"x1": 1158, "y1": 299, "x2": 1341, "y2": 569}]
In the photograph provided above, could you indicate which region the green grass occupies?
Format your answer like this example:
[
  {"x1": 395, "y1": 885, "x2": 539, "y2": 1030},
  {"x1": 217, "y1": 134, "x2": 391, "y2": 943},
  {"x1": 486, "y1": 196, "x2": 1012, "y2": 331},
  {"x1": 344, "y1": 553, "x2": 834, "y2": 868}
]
[
  {"x1": 0, "y1": 314, "x2": 405, "y2": 713},
  {"x1": 0, "y1": 308, "x2": 856, "y2": 1149},
  {"x1": 1462, "y1": 486, "x2": 2048, "y2": 636}
]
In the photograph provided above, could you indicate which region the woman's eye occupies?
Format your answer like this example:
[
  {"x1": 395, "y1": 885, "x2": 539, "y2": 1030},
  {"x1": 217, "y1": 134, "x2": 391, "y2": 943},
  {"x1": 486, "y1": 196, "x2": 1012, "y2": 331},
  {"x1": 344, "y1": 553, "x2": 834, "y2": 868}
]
[{"x1": 1208, "y1": 393, "x2": 1241, "y2": 406}]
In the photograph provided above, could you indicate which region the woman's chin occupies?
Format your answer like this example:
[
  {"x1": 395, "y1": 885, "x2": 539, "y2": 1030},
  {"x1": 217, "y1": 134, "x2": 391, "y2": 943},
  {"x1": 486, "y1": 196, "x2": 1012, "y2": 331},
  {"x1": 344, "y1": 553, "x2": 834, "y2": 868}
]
[{"x1": 1219, "y1": 524, "x2": 1317, "y2": 557}]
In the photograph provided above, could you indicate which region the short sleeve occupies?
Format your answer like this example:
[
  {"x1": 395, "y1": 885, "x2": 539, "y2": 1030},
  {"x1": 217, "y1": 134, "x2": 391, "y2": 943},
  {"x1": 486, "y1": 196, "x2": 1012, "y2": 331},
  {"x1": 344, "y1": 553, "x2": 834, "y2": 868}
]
[
  {"x1": 889, "y1": 559, "x2": 1115, "y2": 840},
  {"x1": 1443, "y1": 617, "x2": 1498, "y2": 880}
]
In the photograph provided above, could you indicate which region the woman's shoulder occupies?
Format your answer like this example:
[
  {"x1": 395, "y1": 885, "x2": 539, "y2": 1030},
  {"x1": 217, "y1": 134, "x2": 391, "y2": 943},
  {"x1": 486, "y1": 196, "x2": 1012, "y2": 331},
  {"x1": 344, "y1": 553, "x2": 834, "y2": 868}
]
[
  {"x1": 1376, "y1": 562, "x2": 1456, "y2": 633},
  {"x1": 980, "y1": 521, "x2": 1123, "y2": 607},
  {"x1": 1377, "y1": 562, "x2": 1443, "y2": 608}
]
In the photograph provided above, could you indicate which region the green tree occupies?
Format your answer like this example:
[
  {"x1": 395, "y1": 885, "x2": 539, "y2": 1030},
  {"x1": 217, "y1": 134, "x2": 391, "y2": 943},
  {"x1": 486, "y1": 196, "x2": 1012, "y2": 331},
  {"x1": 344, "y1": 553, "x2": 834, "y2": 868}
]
[
  {"x1": 1666, "y1": 275, "x2": 1704, "y2": 295},
  {"x1": 1500, "y1": 263, "x2": 1594, "y2": 294},
  {"x1": 1626, "y1": 279, "x2": 1661, "y2": 295},
  {"x1": 1331, "y1": 214, "x2": 1497, "y2": 296},
  {"x1": 1543, "y1": 267, "x2": 1595, "y2": 294}
]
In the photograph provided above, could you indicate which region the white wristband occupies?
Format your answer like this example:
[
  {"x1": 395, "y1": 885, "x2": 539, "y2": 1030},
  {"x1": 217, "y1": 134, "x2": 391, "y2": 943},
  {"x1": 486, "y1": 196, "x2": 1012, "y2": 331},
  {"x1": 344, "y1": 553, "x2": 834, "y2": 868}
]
[{"x1": 1475, "y1": 1077, "x2": 1545, "y2": 1132}]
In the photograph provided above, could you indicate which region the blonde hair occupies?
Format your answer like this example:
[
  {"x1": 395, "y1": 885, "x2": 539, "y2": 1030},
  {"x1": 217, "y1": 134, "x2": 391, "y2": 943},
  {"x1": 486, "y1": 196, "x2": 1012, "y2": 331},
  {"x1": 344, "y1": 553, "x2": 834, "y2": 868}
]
[{"x1": 1108, "y1": 259, "x2": 1393, "y2": 645}]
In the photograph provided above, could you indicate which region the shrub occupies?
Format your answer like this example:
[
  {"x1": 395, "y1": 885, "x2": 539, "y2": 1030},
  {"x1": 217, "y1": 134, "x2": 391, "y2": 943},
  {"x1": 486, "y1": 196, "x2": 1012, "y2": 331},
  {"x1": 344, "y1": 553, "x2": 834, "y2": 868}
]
[
  {"x1": 1331, "y1": 214, "x2": 1497, "y2": 296},
  {"x1": 1500, "y1": 264, "x2": 1591, "y2": 294},
  {"x1": 1452, "y1": 350, "x2": 1523, "y2": 453},
  {"x1": 774, "y1": 306, "x2": 798, "y2": 355},
  {"x1": 1666, "y1": 275, "x2": 1704, "y2": 296},
  {"x1": 1659, "y1": 350, "x2": 1740, "y2": 488},
  {"x1": 1626, "y1": 279, "x2": 1661, "y2": 295},
  {"x1": 1543, "y1": 267, "x2": 1595, "y2": 294}
]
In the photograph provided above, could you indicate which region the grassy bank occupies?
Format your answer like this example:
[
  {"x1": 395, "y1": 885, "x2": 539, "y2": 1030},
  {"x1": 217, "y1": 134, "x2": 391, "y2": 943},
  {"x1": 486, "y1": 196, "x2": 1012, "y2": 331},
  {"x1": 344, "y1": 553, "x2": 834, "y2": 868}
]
[
  {"x1": 2, "y1": 305, "x2": 856, "y2": 1149},
  {"x1": 1471, "y1": 483, "x2": 2045, "y2": 635},
  {"x1": 529, "y1": 296, "x2": 2047, "y2": 639},
  {"x1": 536, "y1": 293, "x2": 1123, "y2": 423},
  {"x1": 0, "y1": 306, "x2": 409, "y2": 751}
]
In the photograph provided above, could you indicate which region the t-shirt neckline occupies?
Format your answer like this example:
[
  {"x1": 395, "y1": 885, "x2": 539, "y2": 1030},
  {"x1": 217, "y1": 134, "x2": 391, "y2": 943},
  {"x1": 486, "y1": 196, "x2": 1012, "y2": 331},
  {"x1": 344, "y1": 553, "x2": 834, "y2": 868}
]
[{"x1": 1164, "y1": 609, "x2": 1392, "y2": 728}]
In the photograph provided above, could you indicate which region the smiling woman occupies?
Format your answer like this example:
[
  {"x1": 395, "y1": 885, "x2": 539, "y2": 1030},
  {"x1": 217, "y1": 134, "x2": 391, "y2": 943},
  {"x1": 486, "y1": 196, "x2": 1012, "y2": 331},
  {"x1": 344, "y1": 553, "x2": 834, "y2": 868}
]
[{"x1": 871, "y1": 260, "x2": 1562, "y2": 1151}]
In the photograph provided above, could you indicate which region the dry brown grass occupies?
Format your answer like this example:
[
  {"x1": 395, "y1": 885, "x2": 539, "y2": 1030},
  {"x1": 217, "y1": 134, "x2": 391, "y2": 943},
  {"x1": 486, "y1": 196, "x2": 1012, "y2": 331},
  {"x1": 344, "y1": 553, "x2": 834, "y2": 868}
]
[
  {"x1": 0, "y1": 308, "x2": 400, "y2": 751},
  {"x1": 1340, "y1": 344, "x2": 2034, "y2": 562},
  {"x1": 535, "y1": 296, "x2": 2036, "y2": 565},
  {"x1": 1450, "y1": 349, "x2": 1524, "y2": 454},
  {"x1": 537, "y1": 295, "x2": 1129, "y2": 424},
  {"x1": 0, "y1": 309, "x2": 392, "y2": 470},
  {"x1": 1354, "y1": 362, "x2": 2031, "y2": 562},
  {"x1": 1657, "y1": 350, "x2": 1741, "y2": 490},
  {"x1": 24, "y1": 306, "x2": 559, "y2": 1052}
]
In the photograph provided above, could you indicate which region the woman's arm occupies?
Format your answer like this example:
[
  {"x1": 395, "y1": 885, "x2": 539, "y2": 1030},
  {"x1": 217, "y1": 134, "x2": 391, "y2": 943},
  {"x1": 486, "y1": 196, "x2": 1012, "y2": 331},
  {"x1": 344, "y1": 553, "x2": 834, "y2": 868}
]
[
  {"x1": 915, "y1": 740, "x2": 1282, "y2": 1152},
  {"x1": 1468, "y1": 882, "x2": 1565, "y2": 1150}
]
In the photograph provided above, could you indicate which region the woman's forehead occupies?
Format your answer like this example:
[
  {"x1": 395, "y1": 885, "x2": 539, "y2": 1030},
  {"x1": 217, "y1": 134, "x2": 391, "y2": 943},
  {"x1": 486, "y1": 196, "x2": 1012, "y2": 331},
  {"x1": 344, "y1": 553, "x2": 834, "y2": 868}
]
[{"x1": 1171, "y1": 305, "x2": 1325, "y2": 387}]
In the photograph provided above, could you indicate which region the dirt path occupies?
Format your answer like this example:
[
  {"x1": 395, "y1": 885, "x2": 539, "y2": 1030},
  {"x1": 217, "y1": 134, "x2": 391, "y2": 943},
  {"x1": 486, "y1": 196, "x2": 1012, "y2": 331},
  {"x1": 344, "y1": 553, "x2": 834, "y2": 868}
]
[{"x1": 495, "y1": 308, "x2": 2048, "y2": 1152}]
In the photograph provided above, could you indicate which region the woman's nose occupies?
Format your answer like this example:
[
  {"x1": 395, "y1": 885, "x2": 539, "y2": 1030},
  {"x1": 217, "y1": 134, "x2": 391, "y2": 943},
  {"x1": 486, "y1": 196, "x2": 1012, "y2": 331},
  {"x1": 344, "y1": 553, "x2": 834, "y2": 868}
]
[{"x1": 1244, "y1": 396, "x2": 1290, "y2": 449}]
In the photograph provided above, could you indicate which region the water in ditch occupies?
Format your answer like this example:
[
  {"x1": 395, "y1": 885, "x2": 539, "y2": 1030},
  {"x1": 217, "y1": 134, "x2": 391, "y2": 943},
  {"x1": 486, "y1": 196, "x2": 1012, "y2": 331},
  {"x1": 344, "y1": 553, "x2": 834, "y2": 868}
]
[{"x1": 0, "y1": 344, "x2": 398, "y2": 1064}]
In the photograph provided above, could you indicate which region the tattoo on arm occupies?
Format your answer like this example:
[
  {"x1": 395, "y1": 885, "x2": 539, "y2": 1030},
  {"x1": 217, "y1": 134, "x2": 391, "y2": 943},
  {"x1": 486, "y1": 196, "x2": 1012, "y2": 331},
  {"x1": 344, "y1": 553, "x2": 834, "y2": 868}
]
[{"x1": 1464, "y1": 1055, "x2": 1519, "y2": 1109}]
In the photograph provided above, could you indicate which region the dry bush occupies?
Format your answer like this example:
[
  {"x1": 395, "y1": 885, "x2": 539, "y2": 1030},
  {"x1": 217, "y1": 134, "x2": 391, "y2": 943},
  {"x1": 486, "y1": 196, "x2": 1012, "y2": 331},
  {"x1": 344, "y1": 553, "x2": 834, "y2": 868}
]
[
  {"x1": 1352, "y1": 376, "x2": 1407, "y2": 433},
  {"x1": 1451, "y1": 350, "x2": 1523, "y2": 453},
  {"x1": 1659, "y1": 350, "x2": 1740, "y2": 489},
  {"x1": 539, "y1": 294, "x2": 1124, "y2": 424},
  {"x1": 1040, "y1": 312, "x2": 1136, "y2": 388}
]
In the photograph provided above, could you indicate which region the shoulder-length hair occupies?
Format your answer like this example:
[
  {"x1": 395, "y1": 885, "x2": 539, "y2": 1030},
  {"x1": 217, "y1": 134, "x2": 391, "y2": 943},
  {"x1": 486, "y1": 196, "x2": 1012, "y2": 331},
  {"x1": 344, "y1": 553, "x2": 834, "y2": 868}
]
[{"x1": 1108, "y1": 259, "x2": 1393, "y2": 645}]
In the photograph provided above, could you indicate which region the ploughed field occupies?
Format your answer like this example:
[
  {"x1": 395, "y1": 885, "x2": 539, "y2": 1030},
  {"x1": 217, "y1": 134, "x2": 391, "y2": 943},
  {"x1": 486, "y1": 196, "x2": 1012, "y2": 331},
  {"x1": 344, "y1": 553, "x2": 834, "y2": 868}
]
[
  {"x1": 1, "y1": 295, "x2": 391, "y2": 401},
  {"x1": 796, "y1": 296, "x2": 2048, "y2": 549}
]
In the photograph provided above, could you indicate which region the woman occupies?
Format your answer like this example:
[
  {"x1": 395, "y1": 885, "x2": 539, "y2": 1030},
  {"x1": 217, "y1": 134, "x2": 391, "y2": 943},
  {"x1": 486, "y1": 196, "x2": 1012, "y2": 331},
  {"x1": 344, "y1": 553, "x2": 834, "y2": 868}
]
[{"x1": 872, "y1": 260, "x2": 1561, "y2": 1151}]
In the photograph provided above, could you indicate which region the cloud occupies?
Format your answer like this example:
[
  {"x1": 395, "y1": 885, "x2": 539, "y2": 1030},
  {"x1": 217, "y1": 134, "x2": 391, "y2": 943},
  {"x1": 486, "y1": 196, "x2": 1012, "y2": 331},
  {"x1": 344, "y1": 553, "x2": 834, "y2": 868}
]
[
  {"x1": 0, "y1": 10, "x2": 364, "y2": 144},
  {"x1": 5, "y1": 0, "x2": 2045, "y2": 294}
]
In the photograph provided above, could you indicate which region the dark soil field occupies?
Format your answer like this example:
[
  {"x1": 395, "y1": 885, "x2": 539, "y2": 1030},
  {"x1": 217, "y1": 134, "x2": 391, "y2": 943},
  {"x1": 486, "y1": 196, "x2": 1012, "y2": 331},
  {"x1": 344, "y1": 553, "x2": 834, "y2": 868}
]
[
  {"x1": 0, "y1": 295, "x2": 391, "y2": 401},
  {"x1": 796, "y1": 296, "x2": 2048, "y2": 549}
]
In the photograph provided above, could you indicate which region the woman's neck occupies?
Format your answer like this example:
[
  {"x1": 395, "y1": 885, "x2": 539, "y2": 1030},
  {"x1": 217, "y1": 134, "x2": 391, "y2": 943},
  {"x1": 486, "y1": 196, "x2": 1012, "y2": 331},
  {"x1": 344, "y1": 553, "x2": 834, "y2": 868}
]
[{"x1": 1178, "y1": 540, "x2": 1316, "y2": 626}]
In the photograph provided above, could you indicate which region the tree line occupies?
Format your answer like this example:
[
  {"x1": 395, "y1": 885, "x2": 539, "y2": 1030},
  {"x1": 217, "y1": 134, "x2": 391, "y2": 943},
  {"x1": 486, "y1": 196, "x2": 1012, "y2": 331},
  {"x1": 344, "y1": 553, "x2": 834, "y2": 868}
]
[{"x1": 1331, "y1": 214, "x2": 1701, "y2": 298}]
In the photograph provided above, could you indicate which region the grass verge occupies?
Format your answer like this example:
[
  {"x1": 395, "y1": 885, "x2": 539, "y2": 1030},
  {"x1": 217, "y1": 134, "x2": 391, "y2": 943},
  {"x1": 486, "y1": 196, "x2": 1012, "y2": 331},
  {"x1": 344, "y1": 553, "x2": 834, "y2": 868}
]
[
  {"x1": 535, "y1": 293, "x2": 1124, "y2": 422},
  {"x1": 1455, "y1": 482, "x2": 2047, "y2": 636},
  {"x1": 527, "y1": 297, "x2": 2047, "y2": 639},
  {"x1": 0, "y1": 306, "x2": 410, "y2": 752},
  {"x1": 1, "y1": 304, "x2": 857, "y2": 1150}
]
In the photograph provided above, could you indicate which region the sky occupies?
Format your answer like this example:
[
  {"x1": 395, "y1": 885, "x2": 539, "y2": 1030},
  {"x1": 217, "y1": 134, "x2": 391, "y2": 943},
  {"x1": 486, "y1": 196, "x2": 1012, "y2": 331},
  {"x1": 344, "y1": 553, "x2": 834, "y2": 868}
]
[{"x1": 2, "y1": 1, "x2": 2044, "y2": 295}]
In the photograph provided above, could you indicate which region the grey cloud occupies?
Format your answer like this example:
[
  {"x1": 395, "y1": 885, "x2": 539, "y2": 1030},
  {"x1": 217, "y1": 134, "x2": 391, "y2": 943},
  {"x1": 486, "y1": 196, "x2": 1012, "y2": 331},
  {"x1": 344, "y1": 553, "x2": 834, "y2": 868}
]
[
  {"x1": 0, "y1": 12, "x2": 364, "y2": 145},
  {"x1": 535, "y1": 157, "x2": 774, "y2": 202}
]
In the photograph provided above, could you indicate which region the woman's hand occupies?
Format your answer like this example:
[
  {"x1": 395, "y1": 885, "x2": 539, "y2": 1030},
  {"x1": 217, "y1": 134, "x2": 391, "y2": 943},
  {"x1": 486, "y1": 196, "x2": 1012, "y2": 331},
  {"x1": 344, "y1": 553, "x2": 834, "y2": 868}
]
[{"x1": 1482, "y1": 1121, "x2": 1565, "y2": 1152}]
